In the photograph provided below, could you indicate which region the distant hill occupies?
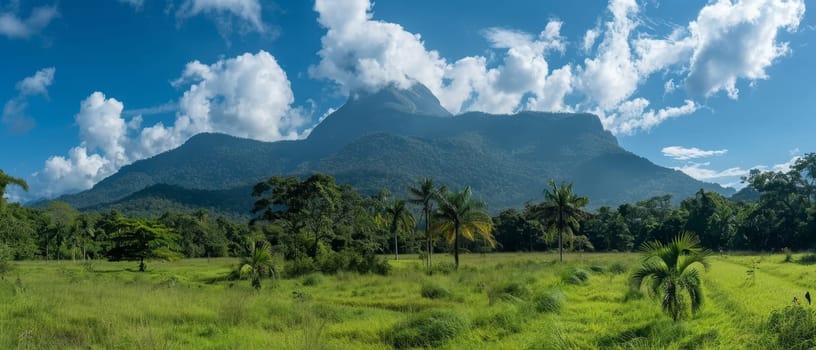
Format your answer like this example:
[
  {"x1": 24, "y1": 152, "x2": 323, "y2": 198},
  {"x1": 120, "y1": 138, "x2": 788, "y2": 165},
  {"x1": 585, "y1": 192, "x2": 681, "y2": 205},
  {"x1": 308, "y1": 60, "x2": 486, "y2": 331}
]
[{"x1": 52, "y1": 83, "x2": 733, "y2": 217}]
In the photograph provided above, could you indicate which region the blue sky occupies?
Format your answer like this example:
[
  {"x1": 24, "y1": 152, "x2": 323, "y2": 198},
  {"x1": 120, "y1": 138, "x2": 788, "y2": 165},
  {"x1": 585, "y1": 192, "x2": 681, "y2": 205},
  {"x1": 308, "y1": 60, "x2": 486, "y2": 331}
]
[{"x1": 1, "y1": 0, "x2": 813, "y2": 201}]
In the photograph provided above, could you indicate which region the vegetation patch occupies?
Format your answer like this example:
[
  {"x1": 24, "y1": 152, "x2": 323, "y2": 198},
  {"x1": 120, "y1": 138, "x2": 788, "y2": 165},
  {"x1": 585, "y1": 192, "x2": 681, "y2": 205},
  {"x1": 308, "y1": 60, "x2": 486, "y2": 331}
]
[
  {"x1": 421, "y1": 282, "x2": 452, "y2": 299},
  {"x1": 765, "y1": 306, "x2": 816, "y2": 350},
  {"x1": 487, "y1": 279, "x2": 530, "y2": 304},
  {"x1": 561, "y1": 268, "x2": 591, "y2": 285},
  {"x1": 532, "y1": 288, "x2": 565, "y2": 313},
  {"x1": 383, "y1": 309, "x2": 468, "y2": 349}
]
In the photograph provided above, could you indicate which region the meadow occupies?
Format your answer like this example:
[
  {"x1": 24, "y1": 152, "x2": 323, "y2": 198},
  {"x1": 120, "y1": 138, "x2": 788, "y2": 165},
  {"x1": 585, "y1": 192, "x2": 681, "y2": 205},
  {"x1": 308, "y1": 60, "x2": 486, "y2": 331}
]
[{"x1": 0, "y1": 252, "x2": 811, "y2": 349}]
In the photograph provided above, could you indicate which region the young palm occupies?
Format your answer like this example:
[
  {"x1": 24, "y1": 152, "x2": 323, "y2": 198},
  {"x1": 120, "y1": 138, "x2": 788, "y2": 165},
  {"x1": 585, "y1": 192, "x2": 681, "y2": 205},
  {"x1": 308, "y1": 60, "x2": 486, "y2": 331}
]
[
  {"x1": 408, "y1": 178, "x2": 443, "y2": 269},
  {"x1": 432, "y1": 187, "x2": 494, "y2": 270},
  {"x1": 530, "y1": 180, "x2": 589, "y2": 263},
  {"x1": 630, "y1": 232, "x2": 710, "y2": 321},
  {"x1": 239, "y1": 241, "x2": 277, "y2": 290},
  {"x1": 385, "y1": 199, "x2": 416, "y2": 260},
  {"x1": 0, "y1": 170, "x2": 29, "y2": 212}
]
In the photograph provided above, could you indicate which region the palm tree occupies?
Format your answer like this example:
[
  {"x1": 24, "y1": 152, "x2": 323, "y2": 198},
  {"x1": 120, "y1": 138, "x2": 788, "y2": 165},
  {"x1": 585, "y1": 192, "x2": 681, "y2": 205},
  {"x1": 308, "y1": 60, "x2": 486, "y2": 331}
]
[
  {"x1": 630, "y1": 233, "x2": 710, "y2": 321},
  {"x1": 432, "y1": 187, "x2": 494, "y2": 270},
  {"x1": 239, "y1": 241, "x2": 277, "y2": 290},
  {"x1": 0, "y1": 169, "x2": 28, "y2": 212},
  {"x1": 385, "y1": 199, "x2": 416, "y2": 260},
  {"x1": 530, "y1": 180, "x2": 589, "y2": 263},
  {"x1": 408, "y1": 178, "x2": 444, "y2": 269}
]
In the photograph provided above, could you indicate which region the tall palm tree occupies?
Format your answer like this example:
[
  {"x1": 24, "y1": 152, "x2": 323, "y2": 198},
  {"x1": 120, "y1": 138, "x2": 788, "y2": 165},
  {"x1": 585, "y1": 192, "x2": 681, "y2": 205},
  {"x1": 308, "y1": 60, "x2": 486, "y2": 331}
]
[
  {"x1": 531, "y1": 180, "x2": 589, "y2": 263},
  {"x1": 385, "y1": 199, "x2": 415, "y2": 260},
  {"x1": 432, "y1": 187, "x2": 494, "y2": 270},
  {"x1": 408, "y1": 178, "x2": 444, "y2": 269},
  {"x1": 630, "y1": 233, "x2": 710, "y2": 321},
  {"x1": 0, "y1": 170, "x2": 28, "y2": 212},
  {"x1": 239, "y1": 241, "x2": 277, "y2": 290}
]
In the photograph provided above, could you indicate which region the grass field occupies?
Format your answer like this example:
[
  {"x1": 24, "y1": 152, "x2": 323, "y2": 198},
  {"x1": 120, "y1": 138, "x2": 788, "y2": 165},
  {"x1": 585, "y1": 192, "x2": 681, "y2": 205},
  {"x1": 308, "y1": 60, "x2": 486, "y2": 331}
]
[{"x1": 0, "y1": 252, "x2": 810, "y2": 349}]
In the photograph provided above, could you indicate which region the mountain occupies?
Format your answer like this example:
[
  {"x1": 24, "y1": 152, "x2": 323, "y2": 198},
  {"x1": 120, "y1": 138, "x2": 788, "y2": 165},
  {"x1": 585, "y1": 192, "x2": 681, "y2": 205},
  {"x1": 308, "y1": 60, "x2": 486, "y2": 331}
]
[{"x1": 52, "y1": 83, "x2": 733, "y2": 217}]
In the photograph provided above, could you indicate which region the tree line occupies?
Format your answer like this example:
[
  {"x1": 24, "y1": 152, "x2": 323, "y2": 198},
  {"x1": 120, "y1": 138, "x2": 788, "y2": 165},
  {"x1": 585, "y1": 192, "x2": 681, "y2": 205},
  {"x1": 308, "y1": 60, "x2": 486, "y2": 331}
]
[{"x1": 1, "y1": 153, "x2": 814, "y2": 272}]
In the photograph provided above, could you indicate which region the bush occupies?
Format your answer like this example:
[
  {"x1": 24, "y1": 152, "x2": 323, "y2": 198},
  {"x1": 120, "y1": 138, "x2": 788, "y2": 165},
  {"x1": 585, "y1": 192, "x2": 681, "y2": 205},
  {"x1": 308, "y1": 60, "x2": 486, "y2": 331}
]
[
  {"x1": 561, "y1": 268, "x2": 591, "y2": 285},
  {"x1": 609, "y1": 262, "x2": 628, "y2": 274},
  {"x1": 316, "y1": 249, "x2": 349, "y2": 275},
  {"x1": 533, "y1": 288, "x2": 564, "y2": 313},
  {"x1": 0, "y1": 243, "x2": 12, "y2": 275},
  {"x1": 286, "y1": 257, "x2": 317, "y2": 277},
  {"x1": 487, "y1": 280, "x2": 530, "y2": 304},
  {"x1": 421, "y1": 282, "x2": 452, "y2": 299},
  {"x1": 782, "y1": 247, "x2": 793, "y2": 263},
  {"x1": 302, "y1": 273, "x2": 322, "y2": 286},
  {"x1": 798, "y1": 254, "x2": 816, "y2": 265},
  {"x1": 384, "y1": 310, "x2": 468, "y2": 349},
  {"x1": 589, "y1": 265, "x2": 607, "y2": 273},
  {"x1": 766, "y1": 306, "x2": 816, "y2": 350}
]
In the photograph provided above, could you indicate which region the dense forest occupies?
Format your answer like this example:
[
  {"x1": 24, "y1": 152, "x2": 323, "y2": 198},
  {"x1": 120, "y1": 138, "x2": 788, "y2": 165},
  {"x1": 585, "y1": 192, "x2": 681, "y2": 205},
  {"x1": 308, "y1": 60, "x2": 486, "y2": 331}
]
[{"x1": 1, "y1": 153, "x2": 814, "y2": 274}]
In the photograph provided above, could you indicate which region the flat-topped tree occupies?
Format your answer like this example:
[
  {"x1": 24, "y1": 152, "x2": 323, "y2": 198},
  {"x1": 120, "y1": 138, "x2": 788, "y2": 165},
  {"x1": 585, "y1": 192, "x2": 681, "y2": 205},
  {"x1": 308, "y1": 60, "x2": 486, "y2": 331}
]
[
  {"x1": 0, "y1": 170, "x2": 28, "y2": 212},
  {"x1": 107, "y1": 217, "x2": 181, "y2": 272}
]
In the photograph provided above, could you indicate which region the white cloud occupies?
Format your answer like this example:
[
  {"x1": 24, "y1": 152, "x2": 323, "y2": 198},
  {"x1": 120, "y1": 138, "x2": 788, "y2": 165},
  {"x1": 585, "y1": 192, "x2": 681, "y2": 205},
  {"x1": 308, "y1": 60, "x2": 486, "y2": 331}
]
[
  {"x1": 177, "y1": 0, "x2": 265, "y2": 33},
  {"x1": 309, "y1": 0, "x2": 806, "y2": 135},
  {"x1": 662, "y1": 146, "x2": 728, "y2": 160},
  {"x1": 2, "y1": 67, "x2": 56, "y2": 134},
  {"x1": 118, "y1": 0, "x2": 144, "y2": 10},
  {"x1": 674, "y1": 162, "x2": 749, "y2": 181},
  {"x1": 685, "y1": 0, "x2": 805, "y2": 98},
  {"x1": 16, "y1": 67, "x2": 55, "y2": 97},
  {"x1": 0, "y1": 4, "x2": 58, "y2": 39},
  {"x1": 32, "y1": 51, "x2": 306, "y2": 198}
]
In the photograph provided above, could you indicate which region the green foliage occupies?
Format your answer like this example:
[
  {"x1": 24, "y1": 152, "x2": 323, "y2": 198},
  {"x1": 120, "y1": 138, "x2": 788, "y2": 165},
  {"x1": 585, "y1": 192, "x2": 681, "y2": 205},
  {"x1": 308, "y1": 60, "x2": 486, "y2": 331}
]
[
  {"x1": 487, "y1": 280, "x2": 530, "y2": 304},
  {"x1": 383, "y1": 310, "x2": 468, "y2": 349},
  {"x1": 532, "y1": 288, "x2": 565, "y2": 313},
  {"x1": 420, "y1": 282, "x2": 452, "y2": 299},
  {"x1": 433, "y1": 186, "x2": 495, "y2": 269},
  {"x1": 238, "y1": 241, "x2": 277, "y2": 289},
  {"x1": 106, "y1": 216, "x2": 182, "y2": 271},
  {"x1": 529, "y1": 180, "x2": 590, "y2": 262},
  {"x1": 765, "y1": 306, "x2": 816, "y2": 350},
  {"x1": 609, "y1": 262, "x2": 628, "y2": 274},
  {"x1": 630, "y1": 233, "x2": 710, "y2": 321},
  {"x1": 0, "y1": 242, "x2": 12, "y2": 275},
  {"x1": 561, "y1": 268, "x2": 591, "y2": 285},
  {"x1": 301, "y1": 273, "x2": 322, "y2": 286}
]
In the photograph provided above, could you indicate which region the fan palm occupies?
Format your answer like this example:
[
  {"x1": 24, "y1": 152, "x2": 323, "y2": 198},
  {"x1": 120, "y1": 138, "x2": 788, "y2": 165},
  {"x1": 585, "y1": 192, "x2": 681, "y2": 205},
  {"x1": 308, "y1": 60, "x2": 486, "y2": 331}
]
[
  {"x1": 530, "y1": 180, "x2": 589, "y2": 263},
  {"x1": 385, "y1": 199, "x2": 416, "y2": 260},
  {"x1": 432, "y1": 187, "x2": 494, "y2": 270},
  {"x1": 408, "y1": 178, "x2": 444, "y2": 269},
  {"x1": 630, "y1": 232, "x2": 710, "y2": 321},
  {"x1": 239, "y1": 241, "x2": 277, "y2": 290},
  {"x1": 0, "y1": 170, "x2": 28, "y2": 212}
]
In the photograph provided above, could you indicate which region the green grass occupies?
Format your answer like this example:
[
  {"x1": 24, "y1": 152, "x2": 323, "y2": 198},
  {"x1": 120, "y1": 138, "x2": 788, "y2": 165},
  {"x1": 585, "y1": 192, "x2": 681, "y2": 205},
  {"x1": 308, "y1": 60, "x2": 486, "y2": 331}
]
[{"x1": 0, "y1": 252, "x2": 808, "y2": 349}]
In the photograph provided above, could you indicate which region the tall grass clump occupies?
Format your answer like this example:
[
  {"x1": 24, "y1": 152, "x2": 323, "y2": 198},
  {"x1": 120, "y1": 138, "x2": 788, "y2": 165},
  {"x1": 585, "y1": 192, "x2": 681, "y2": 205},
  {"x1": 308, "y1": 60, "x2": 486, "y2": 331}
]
[
  {"x1": 421, "y1": 282, "x2": 452, "y2": 299},
  {"x1": 532, "y1": 288, "x2": 565, "y2": 313},
  {"x1": 561, "y1": 268, "x2": 591, "y2": 285},
  {"x1": 487, "y1": 279, "x2": 530, "y2": 304},
  {"x1": 609, "y1": 262, "x2": 628, "y2": 274},
  {"x1": 383, "y1": 310, "x2": 468, "y2": 349},
  {"x1": 765, "y1": 306, "x2": 816, "y2": 350}
]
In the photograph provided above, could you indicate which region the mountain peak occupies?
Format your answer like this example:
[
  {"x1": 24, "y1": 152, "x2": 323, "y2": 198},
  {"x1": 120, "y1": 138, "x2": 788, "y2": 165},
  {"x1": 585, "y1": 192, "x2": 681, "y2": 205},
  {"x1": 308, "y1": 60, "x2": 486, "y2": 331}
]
[{"x1": 347, "y1": 82, "x2": 452, "y2": 117}]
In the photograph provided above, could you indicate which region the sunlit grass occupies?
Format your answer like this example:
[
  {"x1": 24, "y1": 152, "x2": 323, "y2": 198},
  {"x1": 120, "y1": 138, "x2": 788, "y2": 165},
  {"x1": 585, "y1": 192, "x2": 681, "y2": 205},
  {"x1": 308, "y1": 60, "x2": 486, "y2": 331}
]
[{"x1": 0, "y1": 252, "x2": 810, "y2": 349}]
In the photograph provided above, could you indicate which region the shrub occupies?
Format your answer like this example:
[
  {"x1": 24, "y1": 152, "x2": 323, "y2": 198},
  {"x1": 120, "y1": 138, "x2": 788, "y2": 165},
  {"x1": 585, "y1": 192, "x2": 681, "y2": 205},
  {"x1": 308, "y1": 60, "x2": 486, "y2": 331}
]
[
  {"x1": 561, "y1": 268, "x2": 591, "y2": 285},
  {"x1": 0, "y1": 243, "x2": 12, "y2": 275},
  {"x1": 798, "y1": 254, "x2": 816, "y2": 265},
  {"x1": 533, "y1": 288, "x2": 564, "y2": 313},
  {"x1": 286, "y1": 257, "x2": 317, "y2": 277},
  {"x1": 609, "y1": 262, "x2": 628, "y2": 274},
  {"x1": 782, "y1": 247, "x2": 793, "y2": 263},
  {"x1": 473, "y1": 304, "x2": 522, "y2": 337},
  {"x1": 590, "y1": 265, "x2": 607, "y2": 273},
  {"x1": 766, "y1": 306, "x2": 816, "y2": 350},
  {"x1": 316, "y1": 250, "x2": 349, "y2": 275},
  {"x1": 421, "y1": 282, "x2": 452, "y2": 299},
  {"x1": 384, "y1": 310, "x2": 468, "y2": 349},
  {"x1": 487, "y1": 280, "x2": 530, "y2": 304},
  {"x1": 302, "y1": 273, "x2": 322, "y2": 286}
]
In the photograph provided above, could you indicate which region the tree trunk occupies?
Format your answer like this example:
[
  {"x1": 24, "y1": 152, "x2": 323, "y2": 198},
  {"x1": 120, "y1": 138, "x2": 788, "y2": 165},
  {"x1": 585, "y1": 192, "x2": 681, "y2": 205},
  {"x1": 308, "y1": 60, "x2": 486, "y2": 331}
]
[
  {"x1": 558, "y1": 227, "x2": 563, "y2": 263},
  {"x1": 82, "y1": 239, "x2": 86, "y2": 261},
  {"x1": 454, "y1": 225, "x2": 460, "y2": 270},
  {"x1": 425, "y1": 208, "x2": 432, "y2": 271},
  {"x1": 139, "y1": 258, "x2": 146, "y2": 272},
  {"x1": 393, "y1": 228, "x2": 399, "y2": 260}
]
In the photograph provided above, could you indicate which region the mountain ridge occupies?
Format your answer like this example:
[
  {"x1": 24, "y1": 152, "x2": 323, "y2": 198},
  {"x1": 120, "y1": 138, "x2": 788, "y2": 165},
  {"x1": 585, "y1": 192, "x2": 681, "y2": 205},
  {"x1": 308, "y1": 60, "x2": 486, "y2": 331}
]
[{"x1": 50, "y1": 83, "x2": 733, "y2": 216}]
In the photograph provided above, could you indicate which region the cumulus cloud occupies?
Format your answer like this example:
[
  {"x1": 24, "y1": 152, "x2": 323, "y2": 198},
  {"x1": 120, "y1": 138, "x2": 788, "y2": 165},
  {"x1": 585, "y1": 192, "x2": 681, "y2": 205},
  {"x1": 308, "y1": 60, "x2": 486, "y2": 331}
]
[
  {"x1": 2, "y1": 67, "x2": 55, "y2": 134},
  {"x1": 662, "y1": 146, "x2": 728, "y2": 160},
  {"x1": 176, "y1": 0, "x2": 266, "y2": 33},
  {"x1": 674, "y1": 162, "x2": 749, "y2": 181},
  {"x1": 118, "y1": 0, "x2": 144, "y2": 10},
  {"x1": 0, "y1": 4, "x2": 58, "y2": 39},
  {"x1": 33, "y1": 51, "x2": 306, "y2": 198},
  {"x1": 685, "y1": 0, "x2": 805, "y2": 98},
  {"x1": 311, "y1": 0, "x2": 574, "y2": 115},
  {"x1": 310, "y1": 0, "x2": 806, "y2": 135}
]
